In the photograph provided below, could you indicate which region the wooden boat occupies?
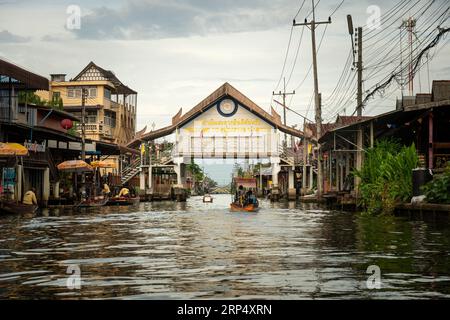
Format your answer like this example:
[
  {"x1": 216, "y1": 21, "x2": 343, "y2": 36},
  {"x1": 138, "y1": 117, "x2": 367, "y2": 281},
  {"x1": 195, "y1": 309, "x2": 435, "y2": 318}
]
[
  {"x1": 107, "y1": 196, "x2": 140, "y2": 206},
  {"x1": 230, "y1": 202, "x2": 260, "y2": 212},
  {"x1": 75, "y1": 196, "x2": 109, "y2": 208},
  {"x1": 203, "y1": 194, "x2": 213, "y2": 203},
  {"x1": 0, "y1": 200, "x2": 38, "y2": 215},
  {"x1": 230, "y1": 177, "x2": 260, "y2": 212}
]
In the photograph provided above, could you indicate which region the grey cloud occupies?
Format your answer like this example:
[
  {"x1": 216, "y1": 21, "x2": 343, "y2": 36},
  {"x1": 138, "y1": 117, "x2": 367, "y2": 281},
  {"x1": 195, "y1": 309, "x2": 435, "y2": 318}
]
[
  {"x1": 0, "y1": 30, "x2": 30, "y2": 43},
  {"x1": 41, "y1": 33, "x2": 72, "y2": 42},
  {"x1": 73, "y1": 0, "x2": 299, "y2": 40}
]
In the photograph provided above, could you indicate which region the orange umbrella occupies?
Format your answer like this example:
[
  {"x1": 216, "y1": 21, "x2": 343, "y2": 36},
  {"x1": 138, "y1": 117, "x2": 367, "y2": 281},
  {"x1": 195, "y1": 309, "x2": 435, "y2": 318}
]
[
  {"x1": 91, "y1": 160, "x2": 117, "y2": 169},
  {"x1": 0, "y1": 142, "x2": 28, "y2": 156},
  {"x1": 57, "y1": 160, "x2": 93, "y2": 173}
]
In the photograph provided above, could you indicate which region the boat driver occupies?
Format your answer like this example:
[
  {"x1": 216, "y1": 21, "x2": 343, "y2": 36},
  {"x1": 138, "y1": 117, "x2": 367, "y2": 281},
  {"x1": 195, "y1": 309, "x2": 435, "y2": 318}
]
[{"x1": 23, "y1": 188, "x2": 38, "y2": 205}]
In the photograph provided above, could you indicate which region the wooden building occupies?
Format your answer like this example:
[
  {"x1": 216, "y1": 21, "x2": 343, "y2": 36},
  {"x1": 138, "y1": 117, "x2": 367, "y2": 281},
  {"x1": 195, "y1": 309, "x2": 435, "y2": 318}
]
[{"x1": 318, "y1": 80, "x2": 450, "y2": 197}]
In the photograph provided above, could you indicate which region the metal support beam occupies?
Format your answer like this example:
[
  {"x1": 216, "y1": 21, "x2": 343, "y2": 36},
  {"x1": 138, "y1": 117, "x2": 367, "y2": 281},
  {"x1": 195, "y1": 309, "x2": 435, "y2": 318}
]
[{"x1": 428, "y1": 111, "x2": 433, "y2": 169}]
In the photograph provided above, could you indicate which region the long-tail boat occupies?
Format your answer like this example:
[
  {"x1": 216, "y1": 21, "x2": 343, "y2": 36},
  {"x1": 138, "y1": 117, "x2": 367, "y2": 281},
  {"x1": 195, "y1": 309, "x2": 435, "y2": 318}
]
[
  {"x1": 229, "y1": 177, "x2": 260, "y2": 212},
  {"x1": 106, "y1": 196, "x2": 140, "y2": 206},
  {"x1": 0, "y1": 200, "x2": 38, "y2": 215}
]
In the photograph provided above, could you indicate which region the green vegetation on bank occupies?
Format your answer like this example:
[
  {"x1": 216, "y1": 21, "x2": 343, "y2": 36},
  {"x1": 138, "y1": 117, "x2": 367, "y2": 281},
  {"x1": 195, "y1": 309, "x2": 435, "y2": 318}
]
[
  {"x1": 421, "y1": 163, "x2": 450, "y2": 204},
  {"x1": 354, "y1": 140, "x2": 418, "y2": 215}
]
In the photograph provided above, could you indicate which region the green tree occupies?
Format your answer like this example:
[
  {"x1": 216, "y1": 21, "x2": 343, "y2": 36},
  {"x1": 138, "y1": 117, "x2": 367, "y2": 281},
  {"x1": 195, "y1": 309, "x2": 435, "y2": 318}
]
[{"x1": 187, "y1": 159, "x2": 204, "y2": 193}]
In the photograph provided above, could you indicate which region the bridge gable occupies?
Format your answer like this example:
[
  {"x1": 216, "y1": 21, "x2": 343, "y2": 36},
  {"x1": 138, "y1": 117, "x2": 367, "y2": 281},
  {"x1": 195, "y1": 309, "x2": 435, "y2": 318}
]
[
  {"x1": 126, "y1": 82, "x2": 306, "y2": 149},
  {"x1": 180, "y1": 95, "x2": 275, "y2": 136}
]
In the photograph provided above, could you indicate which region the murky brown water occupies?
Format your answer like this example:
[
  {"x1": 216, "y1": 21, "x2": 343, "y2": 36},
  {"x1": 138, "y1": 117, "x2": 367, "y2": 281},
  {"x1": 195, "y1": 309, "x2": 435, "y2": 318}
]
[{"x1": 0, "y1": 194, "x2": 449, "y2": 299}]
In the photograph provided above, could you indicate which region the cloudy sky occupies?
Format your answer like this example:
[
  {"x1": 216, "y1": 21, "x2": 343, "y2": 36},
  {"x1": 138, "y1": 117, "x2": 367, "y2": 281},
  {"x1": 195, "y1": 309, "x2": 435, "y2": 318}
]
[{"x1": 1, "y1": 0, "x2": 449, "y2": 131}]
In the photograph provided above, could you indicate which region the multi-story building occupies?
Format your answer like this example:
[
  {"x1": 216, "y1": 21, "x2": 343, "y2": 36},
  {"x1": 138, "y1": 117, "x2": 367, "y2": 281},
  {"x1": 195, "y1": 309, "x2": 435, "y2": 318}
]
[{"x1": 38, "y1": 61, "x2": 137, "y2": 145}]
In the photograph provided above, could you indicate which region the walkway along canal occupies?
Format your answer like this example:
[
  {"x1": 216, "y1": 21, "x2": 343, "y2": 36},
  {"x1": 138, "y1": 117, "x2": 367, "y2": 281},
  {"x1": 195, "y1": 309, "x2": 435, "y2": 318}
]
[{"x1": 0, "y1": 194, "x2": 449, "y2": 299}]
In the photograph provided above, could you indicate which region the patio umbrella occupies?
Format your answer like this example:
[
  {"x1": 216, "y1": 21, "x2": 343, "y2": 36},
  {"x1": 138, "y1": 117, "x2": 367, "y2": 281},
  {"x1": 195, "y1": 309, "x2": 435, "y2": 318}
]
[
  {"x1": 57, "y1": 160, "x2": 93, "y2": 173},
  {"x1": 0, "y1": 142, "x2": 28, "y2": 157},
  {"x1": 91, "y1": 160, "x2": 117, "y2": 169}
]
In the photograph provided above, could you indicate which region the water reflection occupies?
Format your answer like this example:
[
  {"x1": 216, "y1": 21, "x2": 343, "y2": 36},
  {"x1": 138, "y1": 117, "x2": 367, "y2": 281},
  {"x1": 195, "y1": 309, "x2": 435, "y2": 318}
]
[{"x1": 0, "y1": 194, "x2": 449, "y2": 299}]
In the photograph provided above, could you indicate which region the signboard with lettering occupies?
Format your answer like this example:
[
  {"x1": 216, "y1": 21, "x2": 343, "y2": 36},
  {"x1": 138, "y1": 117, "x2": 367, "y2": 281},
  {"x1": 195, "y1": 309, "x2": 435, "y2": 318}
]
[
  {"x1": 177, "y1": 102, "x2": 279, "y2": 158},
  {"x1": 68, "y1": 142, "x2": 81, "y2": 150},
  {"x1": 24, "y1": 140, "x2": 46, "y2": 153},
  {"x1": 181, "y1": 102, "x2": 273, "y2": 136},
  {"x1": 1, "y1": 167, "x2": 15, "y2": 194},
  {"x1": 47, "y1": 140, "x2": 57, "y2": 148}
]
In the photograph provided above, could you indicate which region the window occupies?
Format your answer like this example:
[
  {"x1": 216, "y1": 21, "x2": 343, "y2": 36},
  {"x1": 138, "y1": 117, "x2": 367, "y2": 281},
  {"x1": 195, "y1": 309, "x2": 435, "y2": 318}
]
[
  {"x1": 67, "y1": 87, "x2": 96, "y2": 99},
  {"x1": 27, "y1": 108, "x2": 36, "y2": 126},
  {"x1": 104, "y1": 110, "x2": 116, "y2": 128},
  {"x1": 104, "y1": 88, "x2": 111, "y2": 100},
  {"x1": 86, "y1": 110, "x2": 97, "y2": 123},
  {"x1": 67, "y1": 87, "x2": 82, "y2": 99},
  {"x1": 52, "y1": 92, "x2": 61, "y2": 100},
  {"x1": 88, "y1": 88, "x2": 97, "y2": 98}
]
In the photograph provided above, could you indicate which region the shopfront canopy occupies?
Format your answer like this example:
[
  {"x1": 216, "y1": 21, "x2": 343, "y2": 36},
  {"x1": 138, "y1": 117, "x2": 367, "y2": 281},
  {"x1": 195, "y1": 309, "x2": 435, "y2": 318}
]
[
  {"x1": 0, "y1": 142, "x2": 28, "y2": 156},
  {"x1": 91, "y1": 160, "x2": 117, "y2": 169},
  {"x1": 57, "y1": 160, "x2": 93, "y2": 173}
]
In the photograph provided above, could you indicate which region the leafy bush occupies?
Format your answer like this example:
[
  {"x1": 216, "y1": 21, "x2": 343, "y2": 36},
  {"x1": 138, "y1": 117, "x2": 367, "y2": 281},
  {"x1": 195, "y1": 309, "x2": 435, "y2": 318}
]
[
  {"x1": 354, "y1": 139, "x2": 418, "y2": 215},
  {"x1": 421, "y1": 163, "x2": 450, "y2": 204},
  {"x1": 18, "y1": 91, "x2": 63, "y2": 110}
]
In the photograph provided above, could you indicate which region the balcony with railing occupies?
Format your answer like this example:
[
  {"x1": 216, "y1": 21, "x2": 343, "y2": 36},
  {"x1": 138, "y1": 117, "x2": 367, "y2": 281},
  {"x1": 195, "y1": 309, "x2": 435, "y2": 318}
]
[
  {"x1": 172, "y1": 134, "x2": 279, "y2": 159},
  {"x1": 82, "y1": 122, "x2": 115, "y2": 140}
]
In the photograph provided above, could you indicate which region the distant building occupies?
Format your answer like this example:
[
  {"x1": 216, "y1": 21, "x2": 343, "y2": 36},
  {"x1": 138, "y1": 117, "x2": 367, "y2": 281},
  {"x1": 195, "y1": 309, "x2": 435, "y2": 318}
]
[{"x1": 37, "y1": 61, "x2": 137, "y2": 145}]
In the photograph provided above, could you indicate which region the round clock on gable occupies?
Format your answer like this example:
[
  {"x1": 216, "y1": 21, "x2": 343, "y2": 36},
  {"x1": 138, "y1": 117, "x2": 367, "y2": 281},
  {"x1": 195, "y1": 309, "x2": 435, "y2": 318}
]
[{"x1": 217, "y1": 98, "x2": 238, "y2": 117}]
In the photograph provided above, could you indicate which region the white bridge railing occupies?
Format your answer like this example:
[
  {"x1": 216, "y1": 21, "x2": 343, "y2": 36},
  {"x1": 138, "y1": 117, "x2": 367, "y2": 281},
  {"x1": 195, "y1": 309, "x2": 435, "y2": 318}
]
[{"x1": 172, "y1": 132, "x2": 280, "y2": 159}]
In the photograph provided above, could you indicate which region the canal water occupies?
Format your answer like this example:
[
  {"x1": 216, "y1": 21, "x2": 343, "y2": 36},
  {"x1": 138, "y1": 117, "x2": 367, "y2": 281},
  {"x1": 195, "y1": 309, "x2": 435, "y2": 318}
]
[{"x1": 0, "y1": 194, "x2": 449, "y2": 299}]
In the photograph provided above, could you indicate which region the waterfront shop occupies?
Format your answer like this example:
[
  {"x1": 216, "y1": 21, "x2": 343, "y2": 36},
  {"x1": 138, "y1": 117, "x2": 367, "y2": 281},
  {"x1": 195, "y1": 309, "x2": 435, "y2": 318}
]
[
  {"x1": 0, "y1": 58, "x2": 139, "y2": 205},
  {"x1": 318, "y1": 80, "x2": 450, "y2": 208}
]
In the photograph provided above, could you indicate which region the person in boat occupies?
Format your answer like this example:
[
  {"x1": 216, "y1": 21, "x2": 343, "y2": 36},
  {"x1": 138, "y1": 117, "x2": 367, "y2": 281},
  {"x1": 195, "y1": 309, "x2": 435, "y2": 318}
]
[
  {"x1": 118, "y1": 186, "x2": 130, "y2": 198},
  {"x1": 246, "y1": 190, "x2": 257, "y2": 206},
  {"x1": 102, "y1": 183, "x2": 111, "y2": 197},
  {"x1": 235, "y1": 185, "x2": 245, "y2": 206},
  {"x1": 23, "y1": 188, "x2": 37, "y2": 206}
]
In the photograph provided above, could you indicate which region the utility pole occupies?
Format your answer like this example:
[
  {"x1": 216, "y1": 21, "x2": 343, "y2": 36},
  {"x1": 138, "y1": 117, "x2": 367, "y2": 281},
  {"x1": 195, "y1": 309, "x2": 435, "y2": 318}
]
[
  {"x1": 356, "y1": 27, "x2": 363, "y2": 116},
  {"x1": 293, "y1": 0, "x2": 331, "y2": 198},
  {"x1": 347, "y1": 16, "x2": 363, "y2": 115},
  {"x1": 81, "y1": 87, "x2": 87, "y2": 184},
  {"x1": 273, "y1": 77, "x2": 295, "y2": 146},
  {"x1": 302, "y1": 118, "x2": 308, "y2": 192},
  {"x1": 405, "y1": 18, "x2": 416, "y2": 96},
  {"x1": 355, "y1": 27, "x2": 363, "y2": 193}
]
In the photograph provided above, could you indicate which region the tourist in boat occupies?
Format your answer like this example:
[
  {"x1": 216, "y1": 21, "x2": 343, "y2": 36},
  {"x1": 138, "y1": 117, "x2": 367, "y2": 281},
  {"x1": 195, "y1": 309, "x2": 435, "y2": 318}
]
[
  {"x1": 118, "y1": 186, "x2": 130, "y2": 198},
  {"x1": 246, "y1": 190, "x2": 257, "y2": 205},
  {"x1": 235, "y1": 185, "x2": 245, "y2": 206},
  {"x1": 23, "y1": 188, "x2": 37, "y2": 206}
]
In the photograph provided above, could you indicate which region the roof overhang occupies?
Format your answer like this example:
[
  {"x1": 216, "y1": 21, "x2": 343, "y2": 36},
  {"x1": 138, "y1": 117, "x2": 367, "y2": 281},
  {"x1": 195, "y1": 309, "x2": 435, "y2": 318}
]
[
  {"x1": 127, "y1": 83, "x2": 307, "y2": 148},
  {"x1": 0, "y1": 58, "x2": 49, "y2": 90}
]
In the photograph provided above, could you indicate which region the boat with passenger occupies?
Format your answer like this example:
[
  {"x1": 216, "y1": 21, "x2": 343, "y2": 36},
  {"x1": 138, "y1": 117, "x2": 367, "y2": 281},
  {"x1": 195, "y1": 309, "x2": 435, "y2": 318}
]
[{"x1": 229, "y1": 177, "x2": 259, "y2": 212}]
